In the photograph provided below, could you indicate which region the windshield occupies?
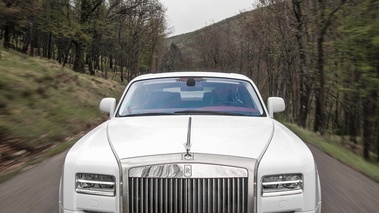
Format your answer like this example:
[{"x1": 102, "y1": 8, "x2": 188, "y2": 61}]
[{"x1": 117, "y1": 77, "x2": 265, "y2": 117}]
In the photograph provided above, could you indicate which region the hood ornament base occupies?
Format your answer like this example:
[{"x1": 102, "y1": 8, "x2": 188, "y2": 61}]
[{"x1": 182, "y1": 153, "x2": 194, "y2": 160}]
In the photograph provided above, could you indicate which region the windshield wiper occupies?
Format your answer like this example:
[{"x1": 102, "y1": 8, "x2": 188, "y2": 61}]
[
  {"x1": 174, "y1": 110, "x2": 249, "y2": 116},
  {"x1": 120, "y1": 111, "x2": 253, "y2": 117},
  {"x1": 121, "y1": 112, "x2": 176, "y2": 117}
]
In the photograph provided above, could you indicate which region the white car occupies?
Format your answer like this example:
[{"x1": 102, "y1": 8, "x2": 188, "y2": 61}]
[{"x1": 59, "y1": 72, "x2": 321, "y2": 213}]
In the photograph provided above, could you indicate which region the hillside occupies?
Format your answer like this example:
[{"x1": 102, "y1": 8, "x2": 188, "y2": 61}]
[
  {"x1": 162, "y1": 9, "x2": 255, "y2": 73},
  {"x1": 165, "y1": 10, "x2": 251, "y2": 49},
  {"x1": 0, "y1": 50, "x2": 125, "y2": 180}
]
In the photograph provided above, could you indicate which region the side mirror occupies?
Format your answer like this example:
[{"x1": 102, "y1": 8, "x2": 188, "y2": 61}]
[
  {"x1": 267, "y1": 97, "x2": 285, "y2": 118},
  {"x1": 100, "y1": 98, "x2": 116, "y2": 118}
]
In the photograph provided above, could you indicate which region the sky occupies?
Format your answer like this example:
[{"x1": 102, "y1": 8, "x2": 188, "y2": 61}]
[{"x1": 160, "y1": 0, "x2": 255, "y2": 36}]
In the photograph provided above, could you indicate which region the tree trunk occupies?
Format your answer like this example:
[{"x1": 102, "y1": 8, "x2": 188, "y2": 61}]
[
  {"x1": 88, "y1": 51, "x2": 94, "y2": 75},
  {"x1": 73, "y1": 41, "x2": 85, "y2": 73},
  {"x1": 293, "y1": 0, "x2": 312, "y2": 128},
  {"x1": 362, "y1": 96, "x2": 371, "y2": 160},
  {"x1": 3, "y1": 22, "x2": 12, "y2": 49},
  {"x1": 314, "y1": 35, "x2": 325, "y2": 133},
  {"x1": 109, "y1": 54, "x2": 113, "y2": 69},
  {"x1": 120, "y1": 66, "x2": 124, "y2": 82},
  {"x1": 363, "y1": 88, "x2": 377, "y2": 161},
  {"x1": 29, "y1": 22, "x2": 35, "y2": 56},
  {"x1": 348, "y1": 68, "x2": 361, "y2": 150},
  {"x1": 94, "y1": 46, "x2": 100, "y2": 71},
  {"x1": 313, "y1": 0, "x2": 346, "y2": 132},
  {"x1": 47, "y1": 33, "x2": 53, "y2": 59},
  {"x1": 376, "y1": 65, "x2": 379, "y2": 163},
  {"x1": 63, "y1": 42, "x2": 72, "y2": 67}
]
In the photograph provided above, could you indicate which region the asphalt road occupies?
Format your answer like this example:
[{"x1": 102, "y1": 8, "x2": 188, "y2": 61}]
[{"x1": 0, "y1": 144, "x2": 379, "y2": 213}]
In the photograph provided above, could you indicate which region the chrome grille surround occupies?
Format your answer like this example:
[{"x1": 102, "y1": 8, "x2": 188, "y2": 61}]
[{"x1": 121, "y1": 153, "x2": 257, "y2": 213}]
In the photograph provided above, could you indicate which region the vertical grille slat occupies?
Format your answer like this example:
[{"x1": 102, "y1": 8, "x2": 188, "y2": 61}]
[
  {"x1": 159, "y1": 179, "x2": 163, "y2": 213},
  {"x1": 131, "y1": 178, "x2": 135, "y2": 213},
  {"x1": 198, "y1": 179, "x2": 202, "y2": 213},
  {"x1": 174, "y1": 179, "x2": 178, "y2": 213},
  {"x1": 222, "y1": 178, "x2": 226, "y2": 213},
  {"x1": 241, "y1": 178, "x2": 245, "y2": 213},
  {"x1": 207, "y1": 179, "x2": 212, "y2": 212},
  {"x1": 169, "y1": 179, "x2": 173, "y2": 213},
  {"x1": 184, "y1": 179, "x2": 188, "y2": 213},
  {"x1": 129, "y1": 177, "x2": 247, "y2": 213},
  {"x1": 179, "y1": 179, "x2": 183, "y2": 213},
  {"x1": 237, "y1": 178, "x2": 241, "y2": 213},
  {"x1": 217, "y1": 178, "x2": 222, "y2": 212},
  {"x1": 212, "y1": 179, "x2": 217, "y2": 213},
  {"x1": 144, "y1": 179, "x2": 148, "y2": 213},
  {"x1": 203, "y1": 179, "x2": 207, "y2": 213},
  {"x1": 232, "y1": 178, "x2": 236, "y2": 213},
  {"x1": 140, "y1": 178, "x2": 144, "y2": 213},
  {"x1": 164, "y1": 178, "x2": 168, "y2": 213},
  {"x1": 135, "y1": 178, "x2": 138, "y2": 213},
  {"x1": 149, "y1": 179, "x2": 153, "y2": 213},
  {"x1": 227, "y1": 178, "x2": 233, "y2": 213},
  {"x1": 192, "y1": 179, "x2": 197, "y2": 213}
]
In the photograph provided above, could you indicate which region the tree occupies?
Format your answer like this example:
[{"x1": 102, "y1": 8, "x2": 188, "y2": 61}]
[
  {"x1": 292, "y1": 0, "x2": 313, "y2": 127},
  {"x1": 70, "y1": 0, "x2": 104, "y2": 73},
  {"x1": 0, "y1": 0, "x2": 33, "y2": 49},
  {"x1": 337, "y1": 0, "x2": 379, "y2": 160},
  {"x1": 160, "y1": 43, "x2": 183, "y2": 71},
  {"x1": 313, "y1": 0, "x2": 347, "y2": 133}
]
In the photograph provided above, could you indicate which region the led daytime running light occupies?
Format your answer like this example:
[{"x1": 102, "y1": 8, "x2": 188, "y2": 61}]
[
  {"x1": 261, "y1": 174, "x2": 303, "y2": 197},
  {"x1": 76, "y1": 173, "x2": 116, "y2": 197}
]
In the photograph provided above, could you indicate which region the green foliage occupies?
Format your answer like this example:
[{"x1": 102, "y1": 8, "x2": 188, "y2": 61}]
[
  {"x1": 338, "y1": 0, "x2": 379, "y2": 78},
  {"x1": 334, "y1": 0, "x2": 379, "y2": 156}
]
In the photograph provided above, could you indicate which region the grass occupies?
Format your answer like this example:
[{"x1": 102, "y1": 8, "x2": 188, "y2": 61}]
[
  {"x1": 0, "y1": 49, "x2": 125, "y2": 183},
  {"x1": 283, "y1": 122, "x2": 379, "y2": 183}
]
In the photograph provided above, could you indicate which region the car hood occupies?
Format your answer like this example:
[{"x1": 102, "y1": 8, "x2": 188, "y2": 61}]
[{"x1": 107, "y1": 116, "x2": 274, "y2": 160}]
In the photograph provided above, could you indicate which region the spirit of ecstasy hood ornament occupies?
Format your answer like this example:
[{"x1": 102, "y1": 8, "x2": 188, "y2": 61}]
[{"x1": 183, "y1": 117, "x2": 193, "y2": 159}]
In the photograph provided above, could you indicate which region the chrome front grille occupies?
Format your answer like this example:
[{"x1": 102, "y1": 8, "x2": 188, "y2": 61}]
[
  {"x1": 128, "y1": 177, "x2": 248, "y2": 213},
  {"x1": 121, "y1": 154, "x2": 256, "y2": 213}
]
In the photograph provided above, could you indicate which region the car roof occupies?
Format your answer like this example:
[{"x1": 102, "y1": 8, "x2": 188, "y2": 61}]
[{"x1": 131, "y1": 72, "x2": 252, "y2": 82}]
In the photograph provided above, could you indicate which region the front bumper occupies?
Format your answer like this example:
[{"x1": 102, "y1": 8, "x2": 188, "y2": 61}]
[{"x1": 60, "y1": 153, "x2": 321, "y2": 213}]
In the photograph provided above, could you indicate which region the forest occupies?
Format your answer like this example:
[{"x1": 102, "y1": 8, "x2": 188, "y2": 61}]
[
  {"x1": 0, "y1": 0, "x2": 378, "y2": 162},
  {"x1": 163, "y1": 0, "x2": 379, "y2": 163},
  {"x1": 0, "y1": 0, "x2": 166, "y2": 81}
]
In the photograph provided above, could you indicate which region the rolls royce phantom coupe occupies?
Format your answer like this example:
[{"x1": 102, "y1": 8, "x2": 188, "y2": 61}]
[{"x1": 59, "y1": 72, "x2": 321, "y2": 213}]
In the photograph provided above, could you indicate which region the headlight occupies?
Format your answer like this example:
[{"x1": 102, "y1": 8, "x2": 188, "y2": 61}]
[
  {"x1": 261, "y1": 173, "x2": 303, "y2": 197},
  {"x1": 76, "y1": 173, "x2": 116, "y2": 197}
]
